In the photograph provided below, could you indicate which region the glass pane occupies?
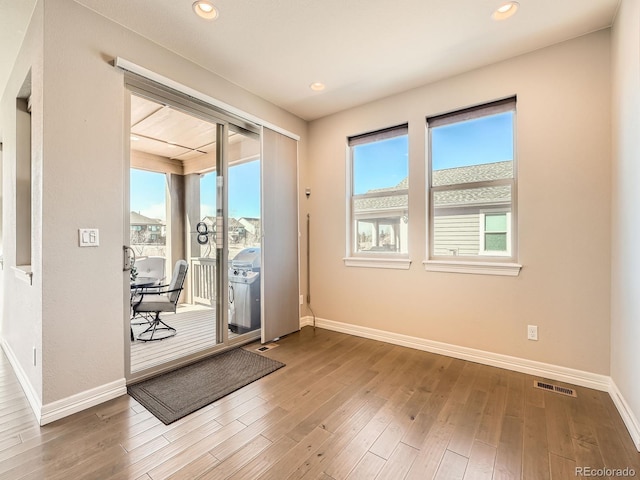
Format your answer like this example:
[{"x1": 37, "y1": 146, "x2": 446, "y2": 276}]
[
  {"x1": 227, "y1": 131, "x2": 261, "y2": 336},
  {"x1": 129, "y1": 92, "x2": 224, "y2": 371},
  {"x1": 355, "y1": 217, "x2": 407, "y2": 253},
  {"x1": 228, "y1": 160, "x2": 261, "y2": 253},
  {"x1": 353, "y1": 135, "x2": 408, "y2": 194},
  {"x1": 431, "y1": 112, "x2": 513, "y2": 187},
  {"x1": 199, "y1": 172, "x2": 217, "y2": 258},
  {"x1": 485, "y1": 233, "x2": 507, "y2": 251},
  {"x1": 356, "y1": 221, "x2": 374, "y2": 251},
  {"x1": 485, "y1": 213, "x2": 507, "y2": 232},
  {"x1": 433, "y1": 186, "x2": 511, "y2": 257},
  {"x1": 378, "y1": 222, "x2": 399, "y2": 252},
  {"x1": 129, "y1": 168, "x2": 167, "y2": 258},
  {"x1": 354, "y1": 193, "x2": 408, "y2": 254}
]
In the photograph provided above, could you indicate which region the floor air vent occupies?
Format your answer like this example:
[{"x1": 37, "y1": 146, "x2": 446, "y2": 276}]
[
  {"x1": 534, "y1": 380, "x2": 577, "y2": 397},
  {"x1": 256, "y1": 343, "x2": 279, "y2": 353}
]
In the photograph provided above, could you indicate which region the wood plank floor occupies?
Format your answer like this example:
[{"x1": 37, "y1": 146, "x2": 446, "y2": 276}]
[{"x1": 2, "y1": 326, "x2": 639, "y2": 479}]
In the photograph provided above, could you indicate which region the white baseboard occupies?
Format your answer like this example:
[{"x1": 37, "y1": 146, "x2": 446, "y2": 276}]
[
  {"x1": 2, "y1": 337, "x2": 127, "y2": 426},
  {"x1": 300, "y1": 315, "x2": 610, "y2": 391},
  {"x1": 609, "y1": 379, "x2": 640, "y2": 451},
  {"x1": 40, "y1": 378, "x2": 127, "y2": 426},
  {"x1": 1, "y1": 339, "x2": 42, "y2": 422},
  {"x1": 300, "y1": 315, "x2": 640, "y2": 452}
]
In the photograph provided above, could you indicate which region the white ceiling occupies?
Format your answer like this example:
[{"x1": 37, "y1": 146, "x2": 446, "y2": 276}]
[{"x1": 1, "y1": 0, "x2": 620, "y2": 121}]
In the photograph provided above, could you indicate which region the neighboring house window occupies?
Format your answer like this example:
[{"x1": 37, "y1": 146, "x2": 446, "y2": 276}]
[
  {"x1": 480, "y1": 211, "x2": 511, "y2": 255},
  {"x1": 348, "y1": 125, "x2": 409, "y2": 258},
  {"x1": 427, "y1": 97, "x2": 516, "y2": 261}
]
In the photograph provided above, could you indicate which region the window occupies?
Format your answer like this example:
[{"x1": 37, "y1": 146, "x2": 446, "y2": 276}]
[
  {"x1": 427, "y1": 97, "x2": 519, "y2": 273},
  {"x1": 346, "y1": 125, "x2": 409, "y2": 267},
  {"x1": 480, "y1": 211, "x2": 511, "y2": 255}
]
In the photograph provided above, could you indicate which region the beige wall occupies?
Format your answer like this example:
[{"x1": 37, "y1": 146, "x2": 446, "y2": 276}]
[
  {"x1": 611, "y1": 0, "x2": 640, "y2": 437},
  {"x1": 0, "y1": 0, "x2": 622, "y2": 418},
  {"x1": 306, "y1": 30, "x2": 612, "y2": 375},
  {"x1": 1, "y1": 0, "x2": 307, "y2": 408},
  {"x1": 0, "y1": 1, "x2": 44, "y2": 402}
]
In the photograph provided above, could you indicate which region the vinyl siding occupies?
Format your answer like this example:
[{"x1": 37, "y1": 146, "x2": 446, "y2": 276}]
[{"x1": 433, "y1": 213, "x2": 480, "y2": 256}]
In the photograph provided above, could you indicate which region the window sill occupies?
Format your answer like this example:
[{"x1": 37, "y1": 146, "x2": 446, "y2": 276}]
[
  {"x1": 423, "y1": 260, "x2": 522, "y2": 276},
  {"x1": 343, "y1": 257, "x2": 411, "y2": 270},
  {"x1": 13, "y1": 265, "x2": 33, "y2": 285}
]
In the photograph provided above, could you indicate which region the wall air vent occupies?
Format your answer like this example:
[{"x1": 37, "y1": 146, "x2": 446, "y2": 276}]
[{"x1": 533, "y1": 380, "x2": 577, "y2": 397}]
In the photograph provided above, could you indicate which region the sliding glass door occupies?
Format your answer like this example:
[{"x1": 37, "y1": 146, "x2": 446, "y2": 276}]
[
  {"x1": 227, "y1": 128, "x2": 261, "y2": 338},
  {"x1": 125, "y1": 83, "x2": 263, "y2": 380}
]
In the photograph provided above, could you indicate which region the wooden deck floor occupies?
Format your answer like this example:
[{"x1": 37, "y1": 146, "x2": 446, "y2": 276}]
[
  {"x1": 130, "y1": 304, "x2": 218, "y2": 372},
  {"x1": 1, "y1": 327, "x2": 639, "y2": 479}
]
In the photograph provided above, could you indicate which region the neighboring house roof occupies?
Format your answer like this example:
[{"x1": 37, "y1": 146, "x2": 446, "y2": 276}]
[
  {"x1": 432, "y1": 160, "x2": 512, "y2": 187},
  {"x1": 228, "y1": 218, "x2": 244, "y2": 230},
  {"x1": 202, "y1": 216, "x2": 245, "y2": 230},
  {"x1": 355, "y1": 194, "x2": 409, "y2": 213},
  {"x1": 355, "y1": 177, "x2": 409, "y2": 214},
  {"x1": 433, "y1": 161, "x2": 512, "y2": 208},
  {"x1": 354, "y1": 160, "x2": 512, "y2": 214},
  {"x1": 239, "y1": 217, "x2": 260, "y2": 235},
  {"x1": 130, "y1": 211, "x2": 164, "y2": 225},
  {"x1": 434, "y1": 185, "x2": 511, "y2": 207}
]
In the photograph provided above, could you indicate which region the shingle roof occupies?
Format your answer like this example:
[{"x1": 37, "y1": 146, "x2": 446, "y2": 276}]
[
  {"x1": 432, "y1": 160, "x2": 512, "y2": 186},
  {"x1": 434, "y1": 185, "x2": 511, "y2": 207},
  {"x1": 355, "y1": 194, "x2": 408, "y2": 212},
  {"x1": 130, "y1": 211, "x2": 164, "y2": 225},
  {"x1": 354, "y1": 161, "x2": 512, "y2": 212}
]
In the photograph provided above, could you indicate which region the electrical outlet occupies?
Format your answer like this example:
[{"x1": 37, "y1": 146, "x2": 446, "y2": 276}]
[
  {"x1": 527, "y1": 325, "x2": 538, "y2": 341},
  {"x1": 299, "y1": 295, "x2": 304, "y2": 305}
]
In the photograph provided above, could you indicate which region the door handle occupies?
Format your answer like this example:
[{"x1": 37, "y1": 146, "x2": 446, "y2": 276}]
[{"x1": 123, "y1": 246, "x2": 135, "y2": 271}]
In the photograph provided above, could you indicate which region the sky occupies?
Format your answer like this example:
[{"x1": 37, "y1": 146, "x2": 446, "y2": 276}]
[
  {"x1": 130, "y1": 169, "x2": 167, "y2": 221},
  {"x1": 131, "y1": 111, "x2": 513, "y2": 219},
  {"x1": 431, "y1": 112, "x2": 514, "y2": 171},
  {"x1": 200, "y1": 160, "x2": 261, "y2": 219},
  {"x1": 353, "y1": 136, "x2": 409, "y2": 194},
  {"x1": 353, "y1": 111, "x2": 513, "y2": 194},
  {"x1": 131, "y1": 160, "x2": 261, "y2": 222}
]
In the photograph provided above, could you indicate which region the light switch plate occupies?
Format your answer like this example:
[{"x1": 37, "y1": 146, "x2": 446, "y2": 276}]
[{"x1": 79, "y1": 228, "x2": 99, "y2": 247}]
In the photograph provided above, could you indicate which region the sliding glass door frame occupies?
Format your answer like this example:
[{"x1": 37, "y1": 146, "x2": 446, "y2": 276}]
[{"x1": 124, "y1": 77, "x2": 262, "y2": 383}]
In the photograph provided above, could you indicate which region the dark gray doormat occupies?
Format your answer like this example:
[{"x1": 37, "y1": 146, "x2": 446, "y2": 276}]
[{"x1": 127, "y1": 348, "x2": 285, "y2": 424}]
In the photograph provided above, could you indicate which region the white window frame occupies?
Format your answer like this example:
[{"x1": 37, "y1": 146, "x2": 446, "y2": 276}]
[
  {"x1": 423, "y1": 97, "x2": 521, "y2": 276},
  {"x1": 344, "y1": 124, "x2": 411, "y2": 270}
]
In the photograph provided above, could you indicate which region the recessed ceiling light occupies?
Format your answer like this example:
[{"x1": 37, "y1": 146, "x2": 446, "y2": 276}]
[
  {"x1": 130, "y1": 135, "x2": 140, "y2": 141},
  {"x1": 192, "y1": 0, "x2": 219, "y2": 20},
  {"x1": 310, "y1": 82, "x2": 326, "y2": 92},
  {"x1": 492, "y1": 1, "x2": 519, "y2": 21}
]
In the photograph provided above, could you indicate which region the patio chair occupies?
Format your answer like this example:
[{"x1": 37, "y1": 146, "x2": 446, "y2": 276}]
[
  {"x1": 131, "y1": 259, "x2": 188, "y2": 341},
  {"x1": 133, "y1": 256, "x2": 166, "y2": 286}
]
